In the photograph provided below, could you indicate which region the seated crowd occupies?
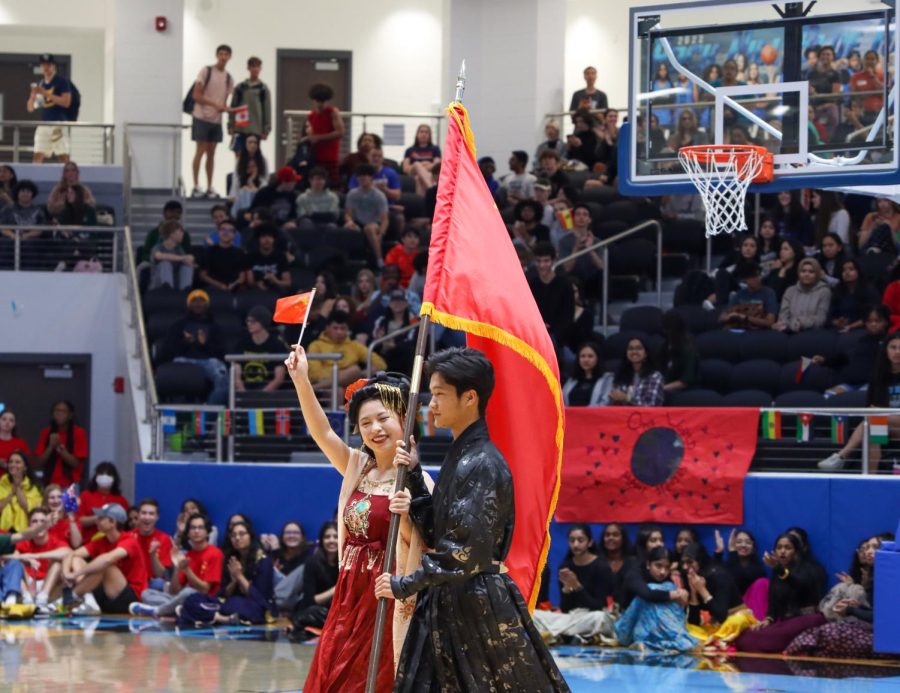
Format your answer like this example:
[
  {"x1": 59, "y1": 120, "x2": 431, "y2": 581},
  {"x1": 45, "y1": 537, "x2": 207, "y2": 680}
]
[{"x1": 533, "y1": 523, "x2": 893, "y2": 660}]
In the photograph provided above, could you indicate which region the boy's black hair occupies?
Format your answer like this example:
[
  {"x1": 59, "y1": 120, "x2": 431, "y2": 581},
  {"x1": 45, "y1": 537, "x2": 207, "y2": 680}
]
[{"x1": 426, "y1": 347, "x2": 495, "y2": 418}]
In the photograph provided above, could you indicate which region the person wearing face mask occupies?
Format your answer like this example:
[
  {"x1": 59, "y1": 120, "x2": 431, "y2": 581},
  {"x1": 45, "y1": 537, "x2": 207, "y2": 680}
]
[{"x1": 76, "y1": 462, "x2": 129, "y2": 533}]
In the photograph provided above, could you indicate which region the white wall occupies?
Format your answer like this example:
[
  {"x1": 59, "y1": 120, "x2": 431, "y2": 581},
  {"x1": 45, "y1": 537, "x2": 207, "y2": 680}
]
[
  {"x1": 182, "y1": 0, "x2": 445, "y2": 194},
  {"x1": 0, "y1": 272, "x2": 137, "y2": 495}
]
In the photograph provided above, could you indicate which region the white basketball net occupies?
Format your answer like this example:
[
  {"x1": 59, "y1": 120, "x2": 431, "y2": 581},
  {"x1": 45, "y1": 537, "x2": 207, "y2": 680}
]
[{"x1": 678, "y1": 147, "x2": 766, "y2": 237}]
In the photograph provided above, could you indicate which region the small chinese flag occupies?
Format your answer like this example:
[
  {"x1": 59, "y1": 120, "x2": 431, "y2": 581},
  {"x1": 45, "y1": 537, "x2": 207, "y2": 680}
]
[{"x1": 274, "y1": 290, "x2": 314, "y2": 324}]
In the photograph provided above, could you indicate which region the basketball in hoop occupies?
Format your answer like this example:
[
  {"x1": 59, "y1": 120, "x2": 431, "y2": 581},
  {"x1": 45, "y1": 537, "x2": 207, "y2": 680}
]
[{"x1": 678, "y1": 144, "x2": 774, "y2": 237}]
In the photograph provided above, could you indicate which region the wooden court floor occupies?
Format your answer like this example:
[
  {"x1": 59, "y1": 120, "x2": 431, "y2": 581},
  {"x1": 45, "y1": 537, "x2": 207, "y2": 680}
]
[{"x1": 1, "y1": 617, "x2": 899, "y2": 692}]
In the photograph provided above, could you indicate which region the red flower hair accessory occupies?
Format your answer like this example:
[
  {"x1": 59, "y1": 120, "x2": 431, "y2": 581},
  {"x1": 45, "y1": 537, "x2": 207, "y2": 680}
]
[{"x1": 344, "y1": 378, "x2": 369, "y2": 411}]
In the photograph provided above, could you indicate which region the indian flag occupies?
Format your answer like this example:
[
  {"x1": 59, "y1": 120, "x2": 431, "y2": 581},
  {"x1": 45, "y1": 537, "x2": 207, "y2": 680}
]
[
  {"x1": 870, "y1": 415, "x2": 889, "y2": 445},
  {"x1": 761, "y1": 411, "x2": 781, "y2": 440}
]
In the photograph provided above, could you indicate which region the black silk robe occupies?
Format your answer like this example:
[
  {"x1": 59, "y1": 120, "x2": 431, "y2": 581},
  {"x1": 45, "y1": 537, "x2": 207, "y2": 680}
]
[{"x1": 391, "y1": 419, "x2": 570, "y2": 692}]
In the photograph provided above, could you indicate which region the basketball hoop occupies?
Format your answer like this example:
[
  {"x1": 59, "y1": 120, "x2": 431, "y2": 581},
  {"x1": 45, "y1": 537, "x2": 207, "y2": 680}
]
[{"x1": 678, "y1": 144, "x2": 774, "y2": 237}]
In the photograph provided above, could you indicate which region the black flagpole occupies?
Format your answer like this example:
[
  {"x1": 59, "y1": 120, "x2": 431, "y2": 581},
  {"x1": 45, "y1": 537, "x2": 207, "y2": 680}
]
[{"x1": 363, "y1": 60, "x2": 466, "y2": 693}]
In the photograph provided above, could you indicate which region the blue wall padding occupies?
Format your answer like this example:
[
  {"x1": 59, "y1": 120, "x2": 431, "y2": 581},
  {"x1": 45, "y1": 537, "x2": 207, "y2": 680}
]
[
  {"x1": 136, "y1": 463, "x2": 900, "y2": 609},
  {"x1": 875, "y1": 544, "x2": 900, "y2": 654}
]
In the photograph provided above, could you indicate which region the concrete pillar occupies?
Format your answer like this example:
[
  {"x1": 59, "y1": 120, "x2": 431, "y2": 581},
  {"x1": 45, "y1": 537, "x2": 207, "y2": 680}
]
[{"x1": 444, "y1": 0, "x2": 566, "y2": 175}]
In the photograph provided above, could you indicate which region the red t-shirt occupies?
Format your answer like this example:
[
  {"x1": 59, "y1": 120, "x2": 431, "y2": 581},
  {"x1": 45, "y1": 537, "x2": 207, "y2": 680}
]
[
  {"x1": 850, "y1": 70, "x2": 884, "y2": 113},
  {"x1": 84, "y1": 532, "x2": 149, "y2": 596},
  {"x1": 48, "y1": 515, "x2": 76, "y2": 547},
  {"x1": 35, "y1": 425, "x2": 89, "y2": 486},
  {"x1": 77, "y1": 490, "x2": 130, "y2": 528},
  {"x1": 308, "y1": 105, "x2": 340, "y2": 163},
  {"x1": 0, "y1": 438, "x2": 32, "y2": 466},
  {"x1": 131, "y1": 528, "x2": 174, "y2": 572},
  {"x1": 383, "y1": 245, "x2": 421, "y2": 288},
  {"x1": 16, "y1": 535, "x2": 67, "y2": 580},
  {"x1": 179, "y1": 544, "x2": 224, "y2": 595}
]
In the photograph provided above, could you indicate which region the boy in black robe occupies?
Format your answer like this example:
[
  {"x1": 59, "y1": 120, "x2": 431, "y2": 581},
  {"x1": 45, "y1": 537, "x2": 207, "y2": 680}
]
[{"x1": 375, "y1": 347, "x2": 569, "y2": 692}]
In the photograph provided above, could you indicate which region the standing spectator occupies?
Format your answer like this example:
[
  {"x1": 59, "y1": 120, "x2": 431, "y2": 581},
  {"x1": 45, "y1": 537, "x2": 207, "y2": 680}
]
[
  {"x1": 383, "y1": 228, "x2": 422, "y2": 288},
  {"x1": 306, "y1": 83, "x2": 344, "y2": 186},
  {"x1": 62, "y1": 503, "x2": 148, "y2": 615},
  {"x1": 228, "y1": 56, "x2": 271, "y2": 153},
  {"x1": 140, "y1": 201, "x2": 189, "y2": 264},
  {"x1": 534, "y1": 121, "x2": 568, "y2": 167},
  {"x1": 774, "y1": 258, "x2": 832, "y2": 332},
  {"x1": 199, "y1": 218, "x2": 246, "y2": 292},
  {"x1": 296, "y1": 166, "x2": 341, "y2": 228},
  {"x1": 850, "y1": 50, "x2": 884, "y2": 125},
  {"x1": 402, "y1": 124, "x2": 441, "y2": 196},
  {"x1": 149, "y1": 220, "x2": 195, "y2": 290},
  {"x1": 26, "y1": 54, "x2": 72, "y2": 164},
  {"x1": 233, "y1": 305, "x2": 289, "y2": 393},
  {"x1": 609, "y1": 337, "x2": 665, "y2": 407},
  {"x1": 882, "y1": 265, "x2": 900, "y2": 332},
  {"x1": 43, "y1": 485, "x2": 82, "y2": 548},
  {"x1": 131, "y1": 498, "x2": 174, "y2": 590},
  {"x1": 77, "y1": 462, "x2": 130, "y2": 532},
  {"x1": 190, "y1": 45, "x2": 235, "y2": 199},
  {"x1": 345, "y1": 163, "x2": 389, "y2": 264},
  {"x1": 0, "y1": 451, "x2": 42, "y2": 532},
  {"x1": 163, "y1": 290, "x2": 229, "y2": 405},
  {"x1": 569, "y1": 66, "x2": 608, "y2": 112},
  {"x1": 34, "y1": 400, "x2": 87, "y2": 487},
  {"x1": 130, "y1": 512, "x2": 224, "y2": 618},
  {"x1": 500, "y1": 151, "x2": 537, "y2": 205},
  {"x1": 809, "y1": 46, "x2": 842, "y2": 138},
  {"x1": 46, "y1": 162, "x2": 96, "y2": 216},
  {"x1": 244, "y1": 225, "x2": 291, "y2": 294},
  {"x1": 0, "y1": 410, "x2": 31, "y2": 471},
  {"x1": 527, "y1": 242, "x2": 574, "y2": 348}
]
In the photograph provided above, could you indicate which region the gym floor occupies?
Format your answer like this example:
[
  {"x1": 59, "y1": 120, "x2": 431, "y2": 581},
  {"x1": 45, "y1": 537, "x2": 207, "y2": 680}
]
[{"x1": 2, "y1": 617, "x2": 899, "y2": 692}]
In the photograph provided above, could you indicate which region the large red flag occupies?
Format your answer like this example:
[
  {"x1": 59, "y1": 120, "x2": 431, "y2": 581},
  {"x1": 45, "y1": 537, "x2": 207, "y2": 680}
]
[{"x1": 422, "y1": 103, "x2": 564, "y2": 610}]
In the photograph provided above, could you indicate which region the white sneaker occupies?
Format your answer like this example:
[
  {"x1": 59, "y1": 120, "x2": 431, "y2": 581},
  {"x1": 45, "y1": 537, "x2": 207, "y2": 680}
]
[
  {"x1": 205, "y1": 188, "x2": 220, "y2": 199},
  {"x1": 2, "y1": 594, "x2": 18, "y2": 608},
  {"x1": 72, "y1": 601, "x2": 101, "y2": 616},
  {"x1": 818, "y1": 453, "x2": 845, "y2": 471},
  {"x1": 22, "y1": 593, "x2": 34, "y2": 605},
  {"x1": 128, "y1": 602, "x2": 158, "y2": 617},
  {"x1": 191, "y1": 187, "x2": 205, "y2": 198},
  {"x1": 35, "y1": 593, "x2": 48, "y2": 608}
]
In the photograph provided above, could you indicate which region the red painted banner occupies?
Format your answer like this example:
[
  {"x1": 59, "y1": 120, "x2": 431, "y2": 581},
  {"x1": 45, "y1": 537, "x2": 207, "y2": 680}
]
[{"x1": 557, "y1": 407, "x2": 760, "y2": 525}]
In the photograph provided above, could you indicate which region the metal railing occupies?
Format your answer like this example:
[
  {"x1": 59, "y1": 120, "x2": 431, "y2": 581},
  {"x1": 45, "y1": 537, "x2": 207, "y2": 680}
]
[
  {"x1": 225, "y1": 352, "x2": 343, "y2": 463},
  {"x1": 283, "y1": 110, "x2": 447, "y2": 165},
  {"x1": 1, "y1": 225, "x2": 124, "y2": 272},
  {"x1": 760, "y1": 407, "x2": 900, "y2": 476},
  {"x1": 123, "y1": 225, "x2": 160, "y2": 458},
  {"x1": 365, "y1": 322, "x2": 437, "y2": 377},
  {"x1": 0, "y1": 120, "x2": 115, "y2": 164},
  {"x1": 553, "y1": 219, "x2": 663, "y2": 336},
  {"x1": 123, "y1": 123, "x2": 189, "y2": 225}
]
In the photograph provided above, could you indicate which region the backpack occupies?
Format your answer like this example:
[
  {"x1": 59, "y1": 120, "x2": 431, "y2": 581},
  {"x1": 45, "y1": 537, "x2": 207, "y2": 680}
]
[
  {"x1": 65, "y1": 81, "x2": 80, "y2": 121},
  {"x1": 183, "y1": 66, "x2": 232, "y2": 115}
]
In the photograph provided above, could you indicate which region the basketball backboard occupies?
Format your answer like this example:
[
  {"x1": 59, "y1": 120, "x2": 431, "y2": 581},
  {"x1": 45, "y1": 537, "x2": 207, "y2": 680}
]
[{"x1": 620, "y1": 0, "x2": 899, "y2": 196}]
